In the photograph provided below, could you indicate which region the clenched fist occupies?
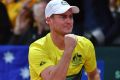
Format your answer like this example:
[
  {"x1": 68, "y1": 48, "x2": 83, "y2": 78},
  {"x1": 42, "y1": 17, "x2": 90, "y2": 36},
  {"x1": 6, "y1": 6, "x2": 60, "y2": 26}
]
[{"x1": 64, "y1": 34, "x2": 77, "y2": 52}]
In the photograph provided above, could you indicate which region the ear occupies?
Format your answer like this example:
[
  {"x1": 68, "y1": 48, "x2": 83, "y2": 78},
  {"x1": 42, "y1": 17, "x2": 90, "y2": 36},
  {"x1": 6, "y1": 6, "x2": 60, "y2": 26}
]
[{"x1": 46, "y1": 17, "x2": 51, "y2": 24}]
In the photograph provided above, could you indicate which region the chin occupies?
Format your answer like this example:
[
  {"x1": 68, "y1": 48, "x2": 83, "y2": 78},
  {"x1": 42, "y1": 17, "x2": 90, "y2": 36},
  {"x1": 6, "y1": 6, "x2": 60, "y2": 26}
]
[
  {"x1": 64, "y1": 31, "x2": 72, "y2": 35},
  {"x1": 67, "y1": 30, "x2": 72, "y2": 33}
]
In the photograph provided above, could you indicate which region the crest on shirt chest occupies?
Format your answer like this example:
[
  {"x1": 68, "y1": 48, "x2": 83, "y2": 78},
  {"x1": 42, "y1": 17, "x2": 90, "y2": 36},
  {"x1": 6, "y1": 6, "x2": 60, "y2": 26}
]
[{"x1": 72, "y1": 52, "x2": 82, "y2": 66}]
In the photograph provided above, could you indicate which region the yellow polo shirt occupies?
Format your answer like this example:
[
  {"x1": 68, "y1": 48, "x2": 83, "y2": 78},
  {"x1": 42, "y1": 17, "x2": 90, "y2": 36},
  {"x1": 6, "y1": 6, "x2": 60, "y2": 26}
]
[{"x1": 28, "y1": 33, "x2": 97, "y2": 80}]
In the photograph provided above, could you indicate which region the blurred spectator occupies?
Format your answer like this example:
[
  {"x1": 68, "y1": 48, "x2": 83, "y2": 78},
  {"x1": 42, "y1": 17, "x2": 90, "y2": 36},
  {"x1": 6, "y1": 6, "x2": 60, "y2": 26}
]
[
  {"x1": 83, "y1": 0, "x2": 120, "y2": 46},
  {"x1": 109, "y1": 0, "x2": 120, "y2": 14},
  {"x1": 2, "y1": 0, "x2": 25, "y2": 28},
  {"x1": 105, "y1": 14, "x2": 120, "y2": 46},
  {"x1": 82, "y1": 0, "x2": 114, "y2": 46},
  {"x1": 33, "y1": 0, "x2": 50, "y2": 37},
  {"x1": 2, "y1": 0, "x2": 36, "y2": 28},
  {"x1": 8, "y1": 5, "x2": 34, "y2": 45},
  {"x1": 105, "y1": 0, "x2": 120, "y2": 45},
  {"x1": 9, "y1": 0, "x2": 50, "y2": 45},
  {"x1": 0, "y1": 0, "x2": 12, "y2": 44}
]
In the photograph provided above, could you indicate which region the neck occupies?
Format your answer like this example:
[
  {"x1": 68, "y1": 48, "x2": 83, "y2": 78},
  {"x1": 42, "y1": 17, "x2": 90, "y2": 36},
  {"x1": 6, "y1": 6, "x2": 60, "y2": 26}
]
[{"x1": 51, "y1": 32, "x2": 65, "y2": 50}]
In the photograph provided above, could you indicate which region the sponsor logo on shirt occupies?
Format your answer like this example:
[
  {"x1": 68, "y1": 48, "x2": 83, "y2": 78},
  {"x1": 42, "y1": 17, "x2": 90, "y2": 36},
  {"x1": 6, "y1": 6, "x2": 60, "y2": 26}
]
[
  {"x1": 72, "y1": 52, "x2": 82, "y2": 66},
  {"x1": 40, "y1": 61, "x2": 46, "y2": 66}
]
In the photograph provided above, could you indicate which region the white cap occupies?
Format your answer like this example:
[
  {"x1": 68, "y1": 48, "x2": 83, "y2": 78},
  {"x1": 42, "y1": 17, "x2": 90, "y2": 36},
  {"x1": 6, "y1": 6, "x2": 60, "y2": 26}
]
[{"x1": 45, "y1": 0, "x2": 80, "y2": 18}]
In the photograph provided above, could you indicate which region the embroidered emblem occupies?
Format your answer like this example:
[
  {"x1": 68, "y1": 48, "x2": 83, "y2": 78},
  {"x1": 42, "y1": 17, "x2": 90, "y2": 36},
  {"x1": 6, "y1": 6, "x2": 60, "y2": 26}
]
[
  {"x1": 61, "y1": 1, "x2": 69, "y2": 5},
  {"x1": 40, "y1": 61, "x2": 46, "y2": 66},
  {"x1": 72, "y1": 52, "x2": 82, "y2": 66}
]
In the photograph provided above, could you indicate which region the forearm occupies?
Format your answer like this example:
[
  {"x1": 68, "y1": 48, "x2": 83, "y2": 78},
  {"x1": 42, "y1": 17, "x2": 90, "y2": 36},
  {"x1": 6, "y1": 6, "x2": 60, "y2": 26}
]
[
  {"x1": 49, "y1": 49, "x2": 73, "y2": 80},
  {"x1": 88, "y1": 69, "x2": 100, "y2": 80},
  {"x1": 93, "y1": 73, "x2": 100, "y2": 80},
  {"x1": 88, "y1": 73, "x2": 100, "y2": 80}
]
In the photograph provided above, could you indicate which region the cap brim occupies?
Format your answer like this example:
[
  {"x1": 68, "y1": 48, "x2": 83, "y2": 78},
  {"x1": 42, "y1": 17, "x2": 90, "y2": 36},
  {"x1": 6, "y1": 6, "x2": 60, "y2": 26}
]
[{"x1": 71, "y1": 6, "x2": 80, "y2": 13}]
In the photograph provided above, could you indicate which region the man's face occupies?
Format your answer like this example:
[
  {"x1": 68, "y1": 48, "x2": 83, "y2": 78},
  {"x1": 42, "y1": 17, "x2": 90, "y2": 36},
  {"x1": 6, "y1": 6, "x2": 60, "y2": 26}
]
[{"x1": 48, "y1": 9, "x2": 74, "y2": 35}]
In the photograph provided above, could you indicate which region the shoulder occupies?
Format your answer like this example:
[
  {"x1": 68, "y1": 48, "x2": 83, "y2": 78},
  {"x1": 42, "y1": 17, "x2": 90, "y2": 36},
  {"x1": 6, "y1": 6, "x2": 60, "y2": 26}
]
[
  {"x1": 76, "y1": 35, "x2": 93, "y2": 47},
  {"x1": 28, "y1": 34, "x2": 49, "y2": 59},
  {"x1": 29, "y1": 33, "x2": 49, "y2": 49},
  {"x1": 76, "y1": 35, "x2": 95, "y2": 55}
]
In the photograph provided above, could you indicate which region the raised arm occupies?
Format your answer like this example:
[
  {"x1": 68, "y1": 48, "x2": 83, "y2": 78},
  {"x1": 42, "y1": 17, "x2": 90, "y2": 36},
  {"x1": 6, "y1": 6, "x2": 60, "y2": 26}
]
[{"x1": 41, "y1": 34, "x2": 77, "y2": 80}]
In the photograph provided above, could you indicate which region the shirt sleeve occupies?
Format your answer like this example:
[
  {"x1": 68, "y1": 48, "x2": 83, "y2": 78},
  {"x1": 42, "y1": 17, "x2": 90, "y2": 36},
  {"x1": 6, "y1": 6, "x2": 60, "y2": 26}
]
[
  {"x1": 28, "y1": 43, "x2": 55, "y2": 76},
  {"x1": 84, "y1": 39, "x2": 97, "y2": 72}
]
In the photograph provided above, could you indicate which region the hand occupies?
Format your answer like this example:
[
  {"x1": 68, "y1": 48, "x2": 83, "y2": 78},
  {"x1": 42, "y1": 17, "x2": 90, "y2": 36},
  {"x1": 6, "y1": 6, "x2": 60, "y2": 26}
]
[
  {"x1": 64, "y1": 34, "x2": 77, "y2": 52},
  {"x1": 14, "y1": 15, "x2": 30, "y2": 35}
]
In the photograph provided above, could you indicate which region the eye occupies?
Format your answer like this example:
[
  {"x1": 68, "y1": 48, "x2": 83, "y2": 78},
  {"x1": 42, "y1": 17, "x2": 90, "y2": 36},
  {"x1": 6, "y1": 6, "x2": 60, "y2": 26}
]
[
  {"x1": 60, "y1": 15, "x2": 66, "y2": 19},
  {"x1": 69, "y1": 15, "x2": 73, "y2": 19}
]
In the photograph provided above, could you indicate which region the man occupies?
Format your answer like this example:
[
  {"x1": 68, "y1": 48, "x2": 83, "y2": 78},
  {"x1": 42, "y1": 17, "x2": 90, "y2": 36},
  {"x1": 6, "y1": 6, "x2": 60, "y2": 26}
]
[
  {"x1": 28, "y1": 0, "x2": 100, "y2": 80},
  {"x1": 9, "y1": 0, "x2": 50, "y2": 45}
]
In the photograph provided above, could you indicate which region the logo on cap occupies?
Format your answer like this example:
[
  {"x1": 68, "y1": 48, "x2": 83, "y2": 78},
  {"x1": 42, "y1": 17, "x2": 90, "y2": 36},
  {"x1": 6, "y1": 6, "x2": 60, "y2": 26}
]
[{"x1": 61, "y1": 1, "x2": 69, "y2": 5}]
